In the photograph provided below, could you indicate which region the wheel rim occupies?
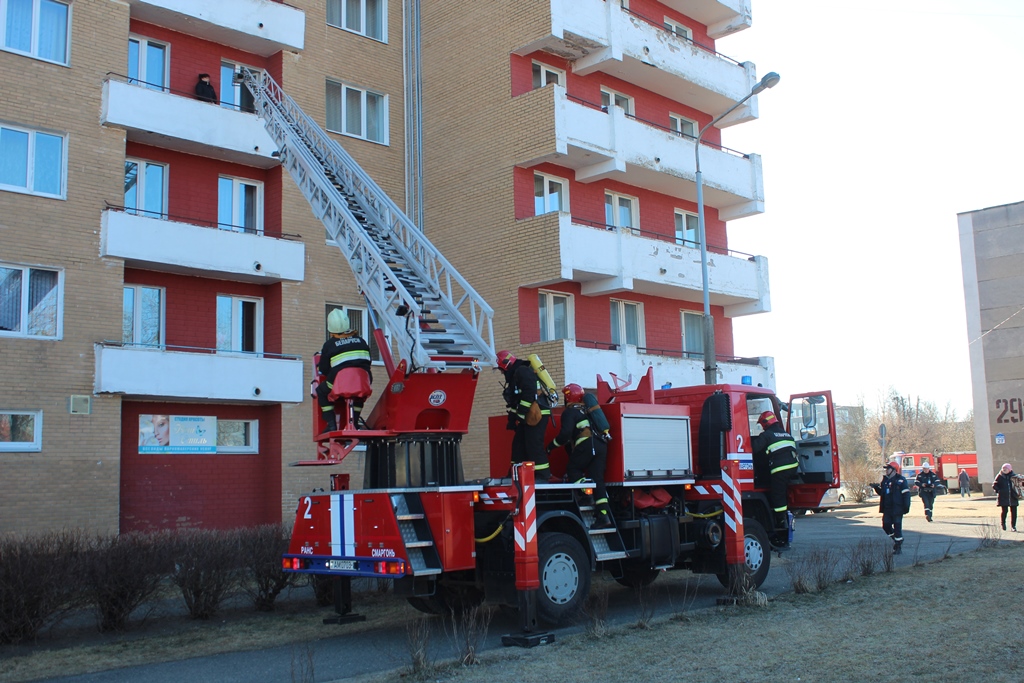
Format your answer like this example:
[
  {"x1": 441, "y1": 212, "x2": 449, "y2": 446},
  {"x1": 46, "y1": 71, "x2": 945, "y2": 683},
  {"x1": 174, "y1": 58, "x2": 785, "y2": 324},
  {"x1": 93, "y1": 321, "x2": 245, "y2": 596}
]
[
  {"x1": 541, "y1": 551, "x2": 579, "y2": 605},
  {"x1": 744, "y1": 533, "x2": 764, "y2": 573}
]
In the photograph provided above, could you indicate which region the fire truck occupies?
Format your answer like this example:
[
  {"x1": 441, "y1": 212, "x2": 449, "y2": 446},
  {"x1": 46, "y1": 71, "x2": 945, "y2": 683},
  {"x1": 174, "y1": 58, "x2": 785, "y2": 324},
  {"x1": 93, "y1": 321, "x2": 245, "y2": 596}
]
[
  {"x1": 892, "y1": 452, "x2": 978, "y2": 493},
  {"x1": 233, "y1": 68, "x2": 840, "y2": 634}
]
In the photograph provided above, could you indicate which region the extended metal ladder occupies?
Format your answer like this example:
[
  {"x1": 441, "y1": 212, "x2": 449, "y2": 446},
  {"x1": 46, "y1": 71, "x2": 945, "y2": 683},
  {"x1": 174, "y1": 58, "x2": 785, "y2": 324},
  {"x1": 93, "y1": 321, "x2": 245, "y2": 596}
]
[{"x1": 237, "y1": 68, "x2": 496, "y2": 371}]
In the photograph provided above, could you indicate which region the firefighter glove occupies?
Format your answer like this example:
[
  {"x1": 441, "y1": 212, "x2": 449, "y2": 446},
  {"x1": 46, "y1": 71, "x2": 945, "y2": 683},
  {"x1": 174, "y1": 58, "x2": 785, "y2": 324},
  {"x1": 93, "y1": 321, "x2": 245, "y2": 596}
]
[
  {"x1": 506, "y1": 413, "x2": 519, "y2": 431},
  {"x1": 600, "y1": 432, "x2": 613, "y2": 443}
]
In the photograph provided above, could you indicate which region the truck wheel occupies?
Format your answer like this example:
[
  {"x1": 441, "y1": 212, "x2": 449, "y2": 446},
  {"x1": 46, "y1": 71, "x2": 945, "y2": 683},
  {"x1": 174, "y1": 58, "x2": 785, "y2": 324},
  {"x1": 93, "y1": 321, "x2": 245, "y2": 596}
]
[
  {"x1": 716, "y1": 518, "x2": 771, "y2": 590},
  {"x1": 537, "y1": 532, "x2": 590, "y2": 626},
  {"x1": 614, "y1": 566, "x2": 660, "y2": 589}
]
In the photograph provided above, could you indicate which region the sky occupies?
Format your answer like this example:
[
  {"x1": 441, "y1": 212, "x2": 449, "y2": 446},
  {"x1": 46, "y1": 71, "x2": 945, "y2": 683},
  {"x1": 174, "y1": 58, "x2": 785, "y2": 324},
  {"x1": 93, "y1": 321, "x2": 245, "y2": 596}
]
[{"x1": 717, "y1": 0, "x2": 1024, "y2": 416}]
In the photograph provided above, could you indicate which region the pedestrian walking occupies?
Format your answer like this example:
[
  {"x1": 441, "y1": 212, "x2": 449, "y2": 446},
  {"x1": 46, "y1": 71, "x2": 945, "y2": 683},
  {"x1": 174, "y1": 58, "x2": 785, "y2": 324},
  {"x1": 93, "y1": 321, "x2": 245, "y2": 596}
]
[
  {"x1": 992, "y1": 463, "x2": 1020, "y2": 532},
  {"x1": 916, "y1": 462, "x2": 941, "y2": 522},
  {"x1": 958, "y1": 468, "x2": 971, "y2": 498},
  {"x1": 872, "y1": 461, "x2": 912, "y2": 554}
]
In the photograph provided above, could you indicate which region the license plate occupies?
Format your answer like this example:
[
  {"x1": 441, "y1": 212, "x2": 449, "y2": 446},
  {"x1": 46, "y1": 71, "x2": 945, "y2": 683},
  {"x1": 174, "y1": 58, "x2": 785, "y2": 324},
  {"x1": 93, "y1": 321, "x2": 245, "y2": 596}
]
[{"x1": 327, "y1": 560, "x2": 356, "y2": 571}]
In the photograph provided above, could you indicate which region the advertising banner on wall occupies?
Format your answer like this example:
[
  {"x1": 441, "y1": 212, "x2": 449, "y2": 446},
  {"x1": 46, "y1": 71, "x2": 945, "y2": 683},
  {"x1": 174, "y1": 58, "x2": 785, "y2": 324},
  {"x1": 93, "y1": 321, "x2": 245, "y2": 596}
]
[{"x1": 138, "y1": 415, "x2": 218, "y2": 454}]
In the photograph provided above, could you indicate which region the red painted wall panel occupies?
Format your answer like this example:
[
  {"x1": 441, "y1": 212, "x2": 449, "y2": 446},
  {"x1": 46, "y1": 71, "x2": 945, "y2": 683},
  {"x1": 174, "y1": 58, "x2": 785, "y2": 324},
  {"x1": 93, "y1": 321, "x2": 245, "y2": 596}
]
[{"x1": 120, "y1": 402, "x2": 282, "y2": 532}]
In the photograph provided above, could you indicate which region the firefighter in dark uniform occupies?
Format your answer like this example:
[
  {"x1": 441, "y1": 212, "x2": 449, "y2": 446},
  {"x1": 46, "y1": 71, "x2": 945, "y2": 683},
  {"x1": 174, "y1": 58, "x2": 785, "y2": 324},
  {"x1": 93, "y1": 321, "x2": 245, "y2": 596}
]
[
  {"x1": 751, "y1": 410, "x2": 799, "y2": 546},
  {"x1": 497, "y1": 350, "x2": 552, "y2": 481},
  {"x1": 915, "y1": 461, "x2": 942, "y2": 522},
  {"x1": 872, "y1": 461, "x2": 912, "y2": 554},
  {"x1": 316, "y1": 309, "x2": 372, "y2": 432},
  {"x1": 548, "y1": 383, "x2": 612, "y2": 528}
]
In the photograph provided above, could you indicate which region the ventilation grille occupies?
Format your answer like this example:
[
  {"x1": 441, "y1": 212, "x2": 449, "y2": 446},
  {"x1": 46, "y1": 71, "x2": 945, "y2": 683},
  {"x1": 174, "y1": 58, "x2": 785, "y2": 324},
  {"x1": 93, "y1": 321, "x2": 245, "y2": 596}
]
[{"x1": 69, "y1": 395, "x2": 92, "y2": 415}]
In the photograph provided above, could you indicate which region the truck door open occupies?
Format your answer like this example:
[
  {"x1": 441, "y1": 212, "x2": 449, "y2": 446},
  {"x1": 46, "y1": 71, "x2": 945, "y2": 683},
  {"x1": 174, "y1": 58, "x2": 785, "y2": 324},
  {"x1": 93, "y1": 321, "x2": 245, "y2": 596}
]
[{"x1": 785, "y1": 392, "x2": 839, "y2": 488}]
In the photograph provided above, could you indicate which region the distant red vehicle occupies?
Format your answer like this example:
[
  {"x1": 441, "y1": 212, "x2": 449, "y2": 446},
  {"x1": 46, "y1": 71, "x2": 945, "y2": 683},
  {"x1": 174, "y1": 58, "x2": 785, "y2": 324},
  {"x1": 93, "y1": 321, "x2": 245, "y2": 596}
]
[{"x1": 890, "y1": 452, "x2": 978, "y2": 493}]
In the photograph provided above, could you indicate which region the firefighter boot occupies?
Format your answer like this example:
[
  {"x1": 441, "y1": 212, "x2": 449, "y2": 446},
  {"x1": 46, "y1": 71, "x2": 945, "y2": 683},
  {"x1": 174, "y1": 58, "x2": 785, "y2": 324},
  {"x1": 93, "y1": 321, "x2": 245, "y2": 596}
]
[
  {"x1": 323, "y1": 411, "x2": 338, "y2": 434},
  {"x1": 591, "y1": 507, "x2": 614, "y2": 530}
]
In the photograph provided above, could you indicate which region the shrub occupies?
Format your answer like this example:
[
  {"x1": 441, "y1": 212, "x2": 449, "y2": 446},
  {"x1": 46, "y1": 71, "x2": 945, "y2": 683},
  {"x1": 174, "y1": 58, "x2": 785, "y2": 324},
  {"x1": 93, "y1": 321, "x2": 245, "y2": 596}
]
[
  {"x1": 84, "y1": 531, "x2": 173, "y2": 632},
  {"x1": 0, "y1": 529, "x2": 88, "y2": 644},
  {"x1": 237, "y1": 525, "x2": 296, "y2": 612},
  {"x1": 170, "y1": 528, "x2": 240, "y2": 620}
]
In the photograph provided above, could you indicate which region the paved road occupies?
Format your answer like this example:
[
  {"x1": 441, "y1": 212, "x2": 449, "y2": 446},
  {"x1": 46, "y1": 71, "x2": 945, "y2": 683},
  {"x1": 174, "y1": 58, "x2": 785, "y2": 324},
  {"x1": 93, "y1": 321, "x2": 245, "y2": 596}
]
[{"x1": 45, "y1": 495, "x2": 1014, "y2": 683}]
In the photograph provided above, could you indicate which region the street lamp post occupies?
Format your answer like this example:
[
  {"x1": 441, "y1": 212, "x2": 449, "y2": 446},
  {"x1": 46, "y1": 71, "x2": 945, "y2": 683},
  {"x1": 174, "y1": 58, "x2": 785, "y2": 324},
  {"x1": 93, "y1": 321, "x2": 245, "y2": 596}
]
[{"x1": 694, "y1": 71, "x2": 780, "y2": 385}]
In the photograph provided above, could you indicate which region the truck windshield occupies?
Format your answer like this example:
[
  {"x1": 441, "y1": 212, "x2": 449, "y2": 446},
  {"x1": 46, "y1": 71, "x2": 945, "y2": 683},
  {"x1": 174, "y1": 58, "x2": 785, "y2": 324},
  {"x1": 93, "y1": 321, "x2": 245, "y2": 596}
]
[{"x1": 746, "y1": 395, "x2": 776, "y2": 436}]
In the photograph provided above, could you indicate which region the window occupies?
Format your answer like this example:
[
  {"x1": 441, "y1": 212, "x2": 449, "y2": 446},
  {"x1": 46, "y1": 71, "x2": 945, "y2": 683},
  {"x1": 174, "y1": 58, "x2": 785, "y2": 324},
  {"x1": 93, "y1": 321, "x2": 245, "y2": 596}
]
[
  {"x1": 217, "y1": 295, "x2": 263, "y2": 354},
  {"x1": 664, "y1": 18, "x2": 693, "y2": 41},
  {"x1": 122, "y1": 285, "x2": 164, "y2": 347},
  {"x1": 123, "y1": 158, "x2": 166, "y2": 217},
  {"x1": 1, "y1": 0, "x2": 69, "y2": 64},
  {"x1": 538, "y1": 291, "x2": 571, "y2": 342},
  {"x1": 220, "y1": 61, "x2": 256, "y2": 113},
  {"x1": 674, "y1": 210, "x2": 698, "y2": 247},
  {"x1": 532, "y1": 61, "x2": 564, "y2": 88},
  {"x1": 534, "y1": 172, "x2": 567, "y2": 215},
  {"x1": 326, "y1": 0, "x2": 385, "y2": 41},
  {"x1": 218, "y1": 176, "x2": 262, "y2": 234},
  {"x1": 0, "y1": 410, "x2": 41, "y2": 452},
  {"x1": 681, "y1": 310, "x2": 703, "y2": 359},
  {"x1": 127, "y1": 35, "x2": 168, "y2": 92},
  {"x1": 0, "y1": 263, "x2": 60, "y2": 338},
  {"x1": 0, "y1": 124, "x2": 65, "y2": 197},
  {"x1": 217, "y1": 419, "x2": 258, "y2": 453},
  {"x1": 610, "y1": 299, "x2": 643, "y2": 348},
  {"x1": 326, "y1": 80, "x2": 388, "y2": 144},
  {"x1": 600, "y1": 87, "x2": 633, "y2": 115},
  {"x1": 604, "y1": 191, "x2": 637, "y2": 232},
  {"x1": 325, "y1": 304, "x2": 391, "y2": 363},
  {"x1": 669, "y1": 113, "x2": 697, "y2": 138}
]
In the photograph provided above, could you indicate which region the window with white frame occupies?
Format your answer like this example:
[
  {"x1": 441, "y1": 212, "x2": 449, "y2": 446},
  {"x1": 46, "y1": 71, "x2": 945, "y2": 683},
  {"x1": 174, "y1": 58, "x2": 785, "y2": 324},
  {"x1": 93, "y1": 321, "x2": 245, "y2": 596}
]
[
  {"x1": 124, "y1": 158, "x2": 166, "y2": 217},
  {"x1": 0, "y1": 410, "x2": 42, "y2": 452},
  {"x1": 220, "y1": 61, "x2": 257, "y2": 113},
  {"x1": 326, "y1": 0, "x2": 385, "y2": 41},
  {"x1": 681, "y1": 310, "x2": 703, "y2": 359},
  {"x1": 532, "y1": 61, "x2": 564, "y2": 88},
  {"x1": 538, "y1": 290, "x2": 572, "y2": 342},
  {"x1": 0, "y1": 123, "x2": 65, "y2": 197},
  {"x1": 600, "y1": 87, "x2": 633, "y2": 115},
  {"x1": 674, "y1": 209, "x2": 698, "y2": 247},
  {"x1": 122, "y1": 285, "x2": 164, "y2": 348},
  {"x1": 217, "y1": 176, "x2": 262, "y2": 234},
  {"x1": 217, "y1": 419, "x2": 258, "y2": 453},
  {"x1": 610, "y1": 299, "x2": 643, "y2": 348},
  {"x1": 669, "y1": 113, "x2": 697, "y2": 138},
  {"x1": 0, "y1": 262, "x2": 60, "y2": 338},
  {"x1": 1, "y1": 0, "x2": 69, "y2": 64},
  {"x1": 604, "y1": 191, "x2": 637, "y2": 233},
  {"x1": 534, "y1": 172, "x2": 567, "y2": 215},
  {"x1": 664, "y1": 18, "x2": 693, "y2": 41},
  {"x1": 128, "y1": 35, "x2": 168, "y2": 92},
  {"x1": 216, "y1": 295, "x2": 263, "y2": 354},
  {"x1": 325, "y1": 304, "x2": 391, "y2": 363},
  {"x1": 326, "y1": 80, "x2": 388, "y2": 144}
]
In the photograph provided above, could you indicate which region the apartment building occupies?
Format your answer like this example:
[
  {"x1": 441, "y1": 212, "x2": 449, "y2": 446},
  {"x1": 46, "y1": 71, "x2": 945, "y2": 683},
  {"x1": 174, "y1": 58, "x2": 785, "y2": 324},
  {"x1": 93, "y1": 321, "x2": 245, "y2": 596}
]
[
  {"x1": 0, "y1": 0, "x2": 774, "y2": 534},
  {"x1": 959, "y1": 200, "x2": 1024, "y2": 484}
]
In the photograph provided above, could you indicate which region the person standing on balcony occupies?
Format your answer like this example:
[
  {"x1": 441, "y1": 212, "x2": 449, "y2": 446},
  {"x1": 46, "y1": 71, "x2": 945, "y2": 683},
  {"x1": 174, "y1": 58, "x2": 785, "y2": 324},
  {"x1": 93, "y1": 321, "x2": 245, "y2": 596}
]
[
  {"x1": 497, "y1": 350, "x2": 552, "y2": 481},
  {"x1": 317, "y1": 309, "x2": 372, "y2": 433},
  {"x1": 916, "y1": 462, "x2": 941, "y2": 522},
  {"x1": 751, "y1": 410, "x2": 798, "y2": 548},
  {"x1": 195, "y1": 73, "x2": 217, "y2": 103}
]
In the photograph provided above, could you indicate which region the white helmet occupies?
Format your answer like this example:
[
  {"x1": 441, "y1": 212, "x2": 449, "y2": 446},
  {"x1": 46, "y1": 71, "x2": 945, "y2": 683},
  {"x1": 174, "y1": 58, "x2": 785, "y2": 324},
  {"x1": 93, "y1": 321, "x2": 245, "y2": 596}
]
[{"x1": 327, "y1": 309, "x2": 352, "y2": 334}]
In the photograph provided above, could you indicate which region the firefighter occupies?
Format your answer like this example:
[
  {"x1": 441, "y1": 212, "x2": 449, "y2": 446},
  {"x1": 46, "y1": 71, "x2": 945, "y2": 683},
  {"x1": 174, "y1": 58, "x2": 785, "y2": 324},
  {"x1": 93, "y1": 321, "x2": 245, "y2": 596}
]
[
  {"x1": 316, "y1": 309, "x2": 372, "y2": 432},
  {"x1": 872, "y1": 461, "x2": 912, "y2": 554},
  {"x1": 497, "y1": 349, "x2": 552, "y2": 481},
  {"x1": 751, "y1": 410, "x2": 798, "y2": 546},
  {"x1": 547, "y1": 383, "x2": 612, "y2": 529},
  {"x1": 915, "y1": 462, "x2": 942, "y2": 522}
]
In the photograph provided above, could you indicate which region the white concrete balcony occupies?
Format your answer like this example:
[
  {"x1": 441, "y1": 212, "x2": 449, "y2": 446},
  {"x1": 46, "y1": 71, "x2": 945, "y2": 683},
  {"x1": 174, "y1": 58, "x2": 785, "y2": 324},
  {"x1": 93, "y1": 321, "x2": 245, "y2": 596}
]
[
  {"x1": 550, "y1": 213, "x2": 768, "y2": 317},
  {"x1": 662, "y1": 0, "x2": 752, "y2": 39},
  {"x1": 513, "y1": 0, "x2": 758, "y2": 125},
  {"x1": 101, "y1": 79, "x2": 279, "y2": 169},
  {"x1": 127, "y1": 0, "x2": 304, "y2": 57},
  {"x1": 101, "y1": 209, "x2": 305, "y2": 283},
  {"x1": 94, "y1": 343, "x2": 304, "y2": 403},
  {"x1": 530, "y1": 339, "x2": 774, "y2": 390},
  {"x1": 516, "y1": 85, "x2": 763, "y2": 220}
]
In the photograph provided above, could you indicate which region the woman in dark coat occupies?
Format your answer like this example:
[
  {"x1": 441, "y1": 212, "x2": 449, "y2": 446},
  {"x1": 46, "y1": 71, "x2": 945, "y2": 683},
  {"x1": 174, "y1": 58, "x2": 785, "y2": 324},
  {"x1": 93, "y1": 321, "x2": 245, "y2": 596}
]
[{"x1": 992, "y1": 463, "x2": 1020, "y2": 532}]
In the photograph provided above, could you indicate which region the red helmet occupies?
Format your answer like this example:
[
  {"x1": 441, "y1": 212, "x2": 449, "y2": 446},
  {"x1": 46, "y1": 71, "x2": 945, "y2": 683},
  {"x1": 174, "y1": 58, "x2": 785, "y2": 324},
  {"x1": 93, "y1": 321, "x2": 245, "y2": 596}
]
[
  {"x1": 563, "y1": 383, "x2": 584, "y2": 404},
  {"x1": 886, "y1": 460, "x2": 901, "y2": 474},
  {"x1": 757, "y1": 411, "x2": 777, "y2": 429},
  {"x1": 496, "y1": 349, "x2": 516, "y2": 371}
]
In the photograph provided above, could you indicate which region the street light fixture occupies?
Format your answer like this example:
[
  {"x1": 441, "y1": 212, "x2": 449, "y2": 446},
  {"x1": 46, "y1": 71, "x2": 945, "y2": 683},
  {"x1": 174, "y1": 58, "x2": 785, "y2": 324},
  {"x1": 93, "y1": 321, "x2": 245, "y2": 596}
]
[{"x1": 694, "y1": 71, "x2": 780, "y2": 384}]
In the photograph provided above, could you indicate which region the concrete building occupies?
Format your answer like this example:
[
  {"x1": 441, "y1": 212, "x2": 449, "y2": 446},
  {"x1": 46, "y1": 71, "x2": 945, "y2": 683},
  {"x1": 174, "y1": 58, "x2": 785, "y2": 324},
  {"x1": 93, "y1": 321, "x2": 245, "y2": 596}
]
[
  {"x1": 0, "y1": 0, "x2": 775, "y2": 533},
  {"x1": 958, "y1": 200, "x2": 1024, "y2": 484}
]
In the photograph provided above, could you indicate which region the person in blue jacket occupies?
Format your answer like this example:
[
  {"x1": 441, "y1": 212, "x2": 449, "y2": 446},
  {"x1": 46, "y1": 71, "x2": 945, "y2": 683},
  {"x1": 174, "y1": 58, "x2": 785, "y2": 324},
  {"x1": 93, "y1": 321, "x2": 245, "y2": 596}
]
[{"x1": 872, "y1": 461, "x2": 912, "y2": 554}]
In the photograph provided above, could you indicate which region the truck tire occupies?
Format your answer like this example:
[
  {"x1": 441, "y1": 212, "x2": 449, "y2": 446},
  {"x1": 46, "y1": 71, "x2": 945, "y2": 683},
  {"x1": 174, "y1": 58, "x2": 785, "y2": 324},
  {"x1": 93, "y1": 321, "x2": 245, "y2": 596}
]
[
  {"x1": 537, "y1": 532, "x2": 591, "y2": 626},
  {"x1": 715, "y1": 518, "x2": 770, "y2": 590}
]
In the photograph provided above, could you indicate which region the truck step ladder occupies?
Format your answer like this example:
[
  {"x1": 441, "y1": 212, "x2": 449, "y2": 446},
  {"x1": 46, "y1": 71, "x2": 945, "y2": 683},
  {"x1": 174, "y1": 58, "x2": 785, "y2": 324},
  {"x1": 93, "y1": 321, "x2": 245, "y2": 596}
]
[
  {"x1": 393, "y1": 493, "x2": 442, "y2": 575},
  {"x1": 238, "y1": 68, "x2": 496, "y2": 372},
  {"x1": 579, "y1": 507, "x2": 628, "y2": 561}
]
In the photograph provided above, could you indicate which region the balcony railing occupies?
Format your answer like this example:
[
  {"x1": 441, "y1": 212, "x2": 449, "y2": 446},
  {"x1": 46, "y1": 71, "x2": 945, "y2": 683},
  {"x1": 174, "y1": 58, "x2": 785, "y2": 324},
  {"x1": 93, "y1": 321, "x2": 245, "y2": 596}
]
[
  {"x1": 104, "y1": 202, "x2": 300, "y2": 240},
  {"x1": 618, "y1": 4, "x2": 742, "y2": 66},
  {"x1": 568, "y1": 215, "x2": 752, "y2": 260},
  {"x1": 575, "y1": 339, "x2": 761, "y2": 365}
]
